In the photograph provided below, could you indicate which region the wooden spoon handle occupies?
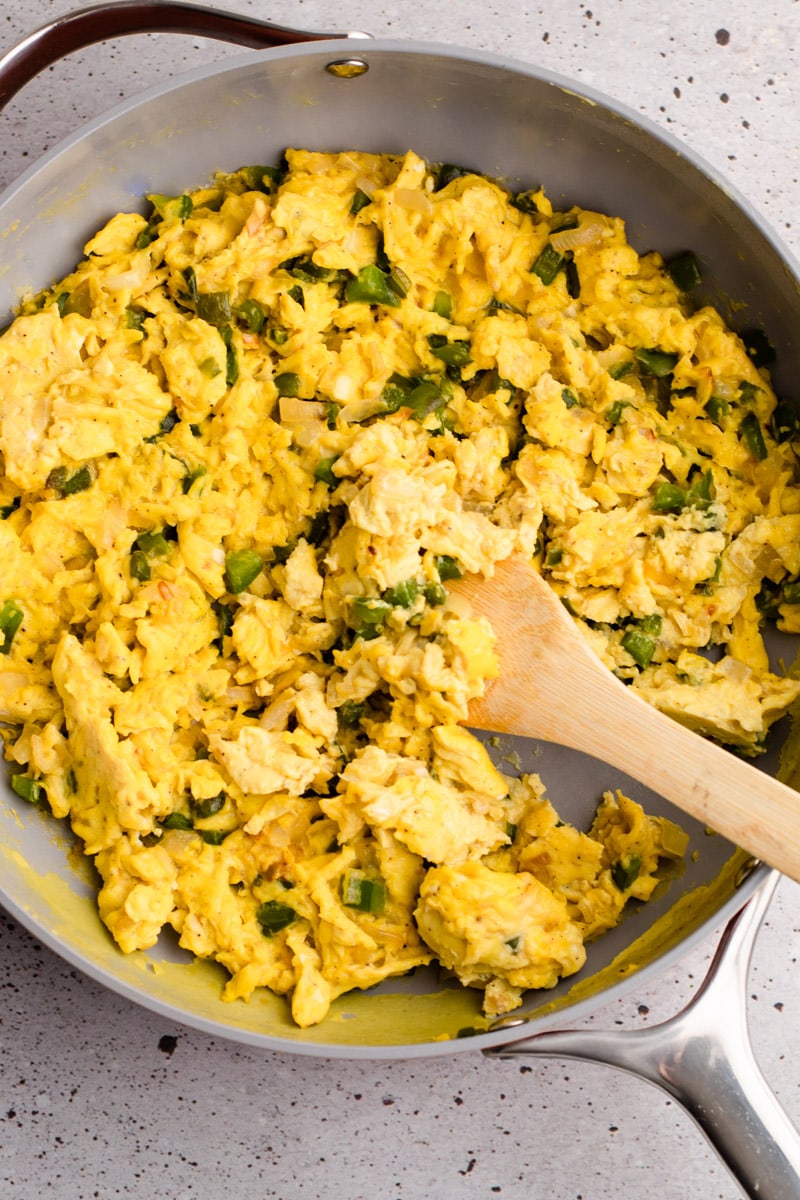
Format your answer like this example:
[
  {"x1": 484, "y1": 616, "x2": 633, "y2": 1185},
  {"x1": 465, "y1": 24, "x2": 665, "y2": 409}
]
[{"x1": 463, "y1": 558, "x2": 800, "y2": 882}]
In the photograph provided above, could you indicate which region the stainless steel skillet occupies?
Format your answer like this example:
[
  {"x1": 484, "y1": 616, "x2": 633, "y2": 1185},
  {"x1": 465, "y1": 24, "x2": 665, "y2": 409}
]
[{"x1": 1, "y1": 7, "x2": 799, "y2": 1195}]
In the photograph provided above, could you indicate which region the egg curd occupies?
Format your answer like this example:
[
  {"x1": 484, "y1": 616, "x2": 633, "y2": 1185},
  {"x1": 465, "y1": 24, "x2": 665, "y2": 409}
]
[{"x1": 1, "y1": 148, "x2": 799, "y2": 1028}]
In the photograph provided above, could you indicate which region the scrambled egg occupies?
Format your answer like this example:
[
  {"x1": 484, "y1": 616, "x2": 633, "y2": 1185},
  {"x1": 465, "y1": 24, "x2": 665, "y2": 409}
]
[{"x1": 2, "y1": 148, "x2": 798, "y2": 1027}]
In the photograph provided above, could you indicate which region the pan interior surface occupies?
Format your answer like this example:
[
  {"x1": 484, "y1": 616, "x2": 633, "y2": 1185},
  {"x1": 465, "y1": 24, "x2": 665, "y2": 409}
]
[{"x1": 0, "y1": 38, "x2": 795, "y2": 1053}]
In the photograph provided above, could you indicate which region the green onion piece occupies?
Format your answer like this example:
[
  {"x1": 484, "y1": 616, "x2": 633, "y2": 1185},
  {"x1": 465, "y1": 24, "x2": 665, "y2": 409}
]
[
  {"x1": 667, "y1": 250, "x2": 703, "y2": 291},
  {"x1": 432, "y1": 290, "x2": 452, "y2": 318},
  {"x1": 344, "y1": 264, "x2": 401, "y2": 308},
  {"x1": 350, "y1": 188, "x2": 372, "y2": 214},
  {"x1": 162, "y1": 812, "x2": 193, "y2": 831},
  {"x1": 531, "y1": 244, "x2": 565, "y2": 285},
  {"x1": 561, "y1": 387, "x2": 580, "y2": 409},
  {"x1": 274, "y1": 371, "x2": 301, "y2": 397},
  {"x1": 11, "y1": 774, "x2": 45, "y2": 804},
  {"x1": 738, "y1": 411, "x2": 768, "y2": 461},
  {"x1": 705, "y1": 395, "x2": 730, "y2": 427},
  {"x1": 741, "y1": 329, "x2": 776, "y2": 368},
  {"x1": 435, "y1": 555, "x2": 463, "y2": 581},
  {"x1": 771, "y1": 401, "x2": 800, "y2": 443},
  {"x1": 621, "y1": 628, "x2": 656, "y2": 668},
  {"x1": 314, "y1": 456, "x2": 340, "y2": 488},
  {"x1": 129, "y1": 550, "x2": 151, "y2": 581},
  {"x1": 383, "y1": 579, "x2": 419, "y2": 608},
  {"x1": 192, "y1": 791, "x2": 226, "y2": 819},
  {"x1": 341, "y1": 870, "x2": 387, "y2": 913},
  {"x1": 611, "y1": 854, "x2": 642, "y2": 891},
  {"x1": 236, "y1": 299, "x2": 267, "y2": 334},
  {"x1": 634, "y1": 347, "x2": 679, "y2": 377},
  {"x1": 0, "y1": 599, "x2": 24, "y2": 654},
  {"x1": 257, "y1": 899, "x2": 297, "y2": 935},
  {"x1": 287, "y1": 284, "x2": 305, "y2": 307},
  {"x1": 224, "y1": 549, "x2": 264, "y2": 594},
  {"x1": 423, "y1": 581, "x2": 447, "y2": 606},
  {"x1": 651, "y1": 482, "x2": 686, "y2": 513},
  {"x1": 197, "y1": 291, "x2": 233, "y2": 327},
  {"x1": 135, "y1": 530, "x2": 171, "y2": 556}
]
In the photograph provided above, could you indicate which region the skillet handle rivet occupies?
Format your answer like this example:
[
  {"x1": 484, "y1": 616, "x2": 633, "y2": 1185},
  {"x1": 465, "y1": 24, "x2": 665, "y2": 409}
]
[{"x1": 325, "y1": 58, "x2": 369, "y2": 78}]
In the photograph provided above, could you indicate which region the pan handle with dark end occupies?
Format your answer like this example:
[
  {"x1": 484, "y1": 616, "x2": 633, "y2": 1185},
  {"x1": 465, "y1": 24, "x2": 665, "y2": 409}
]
[
  {"x1": 486, "y1": 872, "x2": 800, "y2": 1200},
  {"x1": 0, "y1": 0, "x2": 369, "y2": 111}
]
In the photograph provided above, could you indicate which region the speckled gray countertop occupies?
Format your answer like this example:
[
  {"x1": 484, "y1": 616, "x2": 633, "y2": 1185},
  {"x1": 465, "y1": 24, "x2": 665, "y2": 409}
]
[{"x1": 1, "y1": 3, "x2": 800, "y2": 1198}]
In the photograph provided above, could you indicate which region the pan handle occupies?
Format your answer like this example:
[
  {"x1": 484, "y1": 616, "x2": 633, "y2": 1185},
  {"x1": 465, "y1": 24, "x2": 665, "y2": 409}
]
[
  {"x1": 0, "y1": 0, "x2": 369, "y2": 112},
  {"x1": 486, "y1": 872, "x2": 800, "y2": 1200}
]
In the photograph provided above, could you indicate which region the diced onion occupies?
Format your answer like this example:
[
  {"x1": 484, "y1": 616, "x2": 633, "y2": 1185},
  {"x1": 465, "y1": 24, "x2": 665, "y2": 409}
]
[
  {"x1": 550, "y1": 221, "x2": 607, "y2": 253},
  {"x1": 394, "y1": 188, "x2": 434, "y2": 215},
  {"x1": 278, "y1": 396, "x2": 326, "y2": 423}
]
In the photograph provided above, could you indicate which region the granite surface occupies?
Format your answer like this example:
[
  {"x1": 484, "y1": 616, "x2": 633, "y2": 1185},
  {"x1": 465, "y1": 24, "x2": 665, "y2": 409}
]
[{"x1": 1, "y1": 2, "x2": 800, "y2": 1197}]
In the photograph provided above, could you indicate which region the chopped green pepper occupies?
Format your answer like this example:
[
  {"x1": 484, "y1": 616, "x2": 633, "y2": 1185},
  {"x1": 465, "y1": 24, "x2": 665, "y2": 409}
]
[
  {"x1": 383, "y1": 579, "x2": 420, "y2": 608},
  {"x1": 345, "y1": 264, "x2": 401, "y2": 307},
  {"x1": 224, "y1": 549, "x2": 264, "y2": 593},
  {"x1": 705, "y1": 395, "x2": 730, "y2": 427},
  {"x1": 432, "y1": 290, "x2": 452, "y2": 318},
  {"x1": 135, "y1": 530, "x2": 171, "y2": 557},
  {"x1": 192, "y1": 792, "x2": 226, "y2": 819},
  {"x1": 738, "y1": 411, "x2": 768, "y2": 461},
  {"x1": 666, "y1": 250, "x2": 703, "y2": 291},
  {"x1": 46, "y1": 465, "x2": 92, "y2": 497},
  {"x1": 531, "y1": 244, "x2": 565, "y2": 286},
  {"x1": 350, "y1": 596, "x2": 391, "y2": 637},
  {"x1": 274, "y1": 371, "x2": 302, "y2": 397},
  {"x1": 11, "y1": 774, "x2": 45, "y2": 805},
  {"x1": 257, "y1": 899, "x2": 297, "y2": 935},
  {"x1": 621, "y1": 628, "x2": 656, "y2": 668},
  {"x1": 635, "y1": 347, "x2": 679, "y2": 377},
  {"x1": 338, "y1": 700, "x2": 365, "y2": 728},
  {"x1": 236, "y1": 299, "x2": 267, "y2": 334},
  {"x1": 129, "y1": 550, "x2": 151, "y2": 581},
  {"x1": 147, "y1": 192, "x2": 193, "y2": 221},
  {"x1": 197, "y1": 290, "x2": 233, "y2": 327},
  {"x1": 427, "y1": 334, "x2": 471, "y2": 369},
  {"x1": 651, "y1": 481, "x2": 686, "y2": 514},
  {"x1": 435, "y1": 555, "x2": 463, "y2": 581},
  {"x1": 423, "y1": 581, "x2": 447, "y2": 606},
  {"x1": 611, "y1": 854, "x2": 642, "y2": 891},
  {"x1": 561, "y1": 387, "x2": 580, "y2": 409},
  {"x1": 435, "y1": 163, "x2": 471, "y2": 191},
  {"x1": 0, "y1": 599, "x2": 23, "y2": 654},
  {"x1": 162, "y1": 812, "x2": 193, "y2": 831},
  {"x1": 341, "y1": 870, "x2": 387, "y2": 913},
  {"x1": 314, "y1": 456, "x2": 340, "y2": 488},
  {"x1": 350, "y1": 188, "x2": 372, "y2": 214}
]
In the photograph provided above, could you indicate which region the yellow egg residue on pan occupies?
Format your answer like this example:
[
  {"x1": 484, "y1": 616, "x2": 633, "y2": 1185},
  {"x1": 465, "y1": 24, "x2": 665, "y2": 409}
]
[{"x1": 1, "y1": 149, "x2": 799, "y2": 1027}]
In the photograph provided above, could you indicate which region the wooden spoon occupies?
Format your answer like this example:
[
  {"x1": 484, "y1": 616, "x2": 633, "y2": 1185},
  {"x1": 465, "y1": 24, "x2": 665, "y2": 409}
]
[{"x1": 454, "y1": 554, "x2": 800, "y2": 883}]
